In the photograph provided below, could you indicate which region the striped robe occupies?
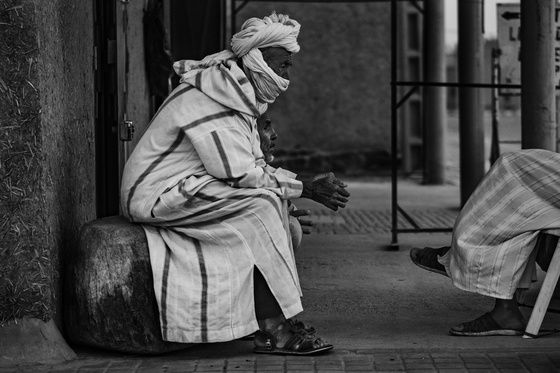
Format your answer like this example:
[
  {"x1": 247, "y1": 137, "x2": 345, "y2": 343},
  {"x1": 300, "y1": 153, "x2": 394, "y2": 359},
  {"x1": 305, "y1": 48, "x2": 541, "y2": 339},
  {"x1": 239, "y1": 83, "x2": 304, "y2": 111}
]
[
  {"x1": 440, "y1": 149, "x2": 560, "y2": 300},
  {"x1": 120, "y1": 60, "x2": 304, "y2": 343}
]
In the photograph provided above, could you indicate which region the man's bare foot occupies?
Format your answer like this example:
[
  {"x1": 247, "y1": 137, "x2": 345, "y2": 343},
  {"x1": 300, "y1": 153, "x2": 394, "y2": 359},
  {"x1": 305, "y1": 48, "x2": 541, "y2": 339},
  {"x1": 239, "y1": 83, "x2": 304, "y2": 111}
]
[{"x1": 490, "y1": 298, "x2": 526, "y2": 331}]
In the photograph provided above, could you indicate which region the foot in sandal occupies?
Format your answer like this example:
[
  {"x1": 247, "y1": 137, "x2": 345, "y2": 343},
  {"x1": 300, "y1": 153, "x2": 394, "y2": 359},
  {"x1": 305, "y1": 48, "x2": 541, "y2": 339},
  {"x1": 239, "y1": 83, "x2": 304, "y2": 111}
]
[
  {"x1": 450, "y1": 298, "x2": 525, "y2": 336},
  {"x1": 254, "y1": 318, "x2": 332, "y2": 355}
]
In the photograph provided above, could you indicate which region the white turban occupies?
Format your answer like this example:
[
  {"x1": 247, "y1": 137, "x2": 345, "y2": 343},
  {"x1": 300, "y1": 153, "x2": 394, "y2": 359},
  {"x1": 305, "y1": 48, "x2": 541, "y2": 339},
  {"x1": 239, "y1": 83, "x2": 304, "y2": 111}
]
[
  {"x1": 231, "y1": 12, "x2": 301, "y2": 110},
  {"x1": 172, "y1": 12, "x2": 300, "y2": 115},
  {"x1": 231, "y1": 12, "x2": 301, "y2": 58}
]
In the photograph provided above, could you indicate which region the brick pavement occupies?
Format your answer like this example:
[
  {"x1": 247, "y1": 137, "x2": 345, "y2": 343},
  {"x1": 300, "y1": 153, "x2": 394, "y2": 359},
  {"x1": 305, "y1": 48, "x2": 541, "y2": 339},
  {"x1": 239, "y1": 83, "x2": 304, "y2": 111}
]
[
  {"x1": 2, "y1": 349, "x2": 560, "y2": 372},
  {"x1": 308, "y1": 208, "x2": 458, "y2": 235}
]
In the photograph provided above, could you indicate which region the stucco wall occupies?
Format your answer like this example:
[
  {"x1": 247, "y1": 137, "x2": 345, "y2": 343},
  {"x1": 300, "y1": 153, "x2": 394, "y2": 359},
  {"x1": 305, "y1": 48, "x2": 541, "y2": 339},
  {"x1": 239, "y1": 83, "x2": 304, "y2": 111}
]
[
  {"x1": 0, "y1": 0, "x2": 48, "y2": 325},
  {"x1": 0, "y1": 0, "x2": 96, "y2": 329},
  {"x1": 236, "y1": 2, "x2": 391, "y2": 170},
  {"x1": 36, "y1": 0, "x2": 96, "y2": 329}
]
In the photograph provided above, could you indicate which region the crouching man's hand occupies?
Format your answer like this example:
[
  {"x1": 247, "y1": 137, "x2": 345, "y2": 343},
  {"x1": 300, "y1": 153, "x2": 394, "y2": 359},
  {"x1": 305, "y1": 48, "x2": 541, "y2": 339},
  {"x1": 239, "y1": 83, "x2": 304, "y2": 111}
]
[
  {"x1": 299, "y1": 172, "x2": 350, "y2": 211},
  {"x1": 290, "y1": 209, "x2": 313, "y2": 234}
]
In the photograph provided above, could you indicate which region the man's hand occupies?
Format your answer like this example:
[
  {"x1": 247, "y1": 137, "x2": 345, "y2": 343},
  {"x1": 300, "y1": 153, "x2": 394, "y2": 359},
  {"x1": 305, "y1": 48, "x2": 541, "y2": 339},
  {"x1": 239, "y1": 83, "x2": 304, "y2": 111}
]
[
  {"x1": 290, "y1": 209, "x2": 313, "y2": 234},
  {"x1": 299, "y1": 172, "x2": 350, "y2": 211}
]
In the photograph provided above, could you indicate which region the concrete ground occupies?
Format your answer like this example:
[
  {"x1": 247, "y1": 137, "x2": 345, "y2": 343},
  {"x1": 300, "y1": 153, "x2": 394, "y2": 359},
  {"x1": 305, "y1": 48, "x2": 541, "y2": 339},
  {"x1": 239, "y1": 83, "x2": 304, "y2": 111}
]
[
  {"x1": 5, "y1": 178, "x2": 560, "y2": 373},
  {"x1": 4, "y1": 112, "x2": 560, "y2": 372}
]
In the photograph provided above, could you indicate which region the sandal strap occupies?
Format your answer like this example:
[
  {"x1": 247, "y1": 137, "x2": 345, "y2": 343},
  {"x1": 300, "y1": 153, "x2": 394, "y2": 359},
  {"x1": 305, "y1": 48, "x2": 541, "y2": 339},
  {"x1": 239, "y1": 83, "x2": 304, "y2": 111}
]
[
  {"x1": 462, "y1": 312, "x2": 501, "y2": 333},
  {"x1": 282, "y1": 328, "x2": 320, "y2": 352},
  {"x1": 253, "y1": 330, "x2": 277, "y2": 351},
  {"x1": 289, "y1": 318, "x2": 316, "y2": 334}
]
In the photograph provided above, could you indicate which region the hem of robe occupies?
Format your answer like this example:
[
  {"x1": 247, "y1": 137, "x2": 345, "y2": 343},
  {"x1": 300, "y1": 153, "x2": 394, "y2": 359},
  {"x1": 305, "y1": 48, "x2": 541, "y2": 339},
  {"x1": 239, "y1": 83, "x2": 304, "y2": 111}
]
[
  {"x1": 438, "y1": 250, "x2": 537, "y2": 300},
  {"x1": 160, "y1": 302, "x2": 304, "y2": 344},
  {"x1": 277, "y1": 301, "x2": 304, "y2": 322},
  {"x1": 162, "y1": 321, "x2": 259, "y2": 344}
]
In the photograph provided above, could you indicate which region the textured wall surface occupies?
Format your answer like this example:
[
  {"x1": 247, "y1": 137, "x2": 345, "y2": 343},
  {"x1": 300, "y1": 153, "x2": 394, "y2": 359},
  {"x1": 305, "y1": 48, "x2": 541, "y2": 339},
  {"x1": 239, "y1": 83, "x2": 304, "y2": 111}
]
[
  {"x1": 35, "y1": 0, "x2": 96, "y2": 329},
  {"x1": 236, "y1": 2, "x2": 391, "y2": 164},
  {"x1": 0, "y1": 0, "x2": 50, "y2": 325},
  {"x1": 0, "y1": 0, "x2": 96, "y2": 329}
]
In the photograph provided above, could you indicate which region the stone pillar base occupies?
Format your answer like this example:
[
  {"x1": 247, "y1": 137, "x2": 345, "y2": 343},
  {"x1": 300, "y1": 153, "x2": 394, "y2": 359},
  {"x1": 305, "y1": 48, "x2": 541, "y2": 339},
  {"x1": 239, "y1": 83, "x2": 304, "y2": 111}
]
[{"x1": 0, "y1": 318, "x2": 76, "y2": 366}]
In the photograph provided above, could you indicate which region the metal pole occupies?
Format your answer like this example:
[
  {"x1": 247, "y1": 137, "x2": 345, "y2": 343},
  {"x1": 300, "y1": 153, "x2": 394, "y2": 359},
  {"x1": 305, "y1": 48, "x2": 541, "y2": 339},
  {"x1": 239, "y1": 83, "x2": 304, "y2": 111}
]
[
  {"x1": 423, "y1": 0, "x2": 446, "y2": 184},
  {"x1": 490, "y1": 48, "x2": 501, "y2": 165},
  {"x1": 390, "y1": 0, "x2": 399, "y2": 250},
  {"x1": 557, "y1": 94, "x2": 560, "y2": 152},
  {"x1": 458, "y1": 0, "x2": 485, "y2": 205},
  {"x1": 520, "y1": 0, "x2": 556, "y2": 151}
]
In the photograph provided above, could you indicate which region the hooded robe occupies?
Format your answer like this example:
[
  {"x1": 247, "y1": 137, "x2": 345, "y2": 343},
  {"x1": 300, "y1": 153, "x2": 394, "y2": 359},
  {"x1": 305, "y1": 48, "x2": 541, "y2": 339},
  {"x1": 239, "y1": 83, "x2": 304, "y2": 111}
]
[{"x1": 120, "y1": 58, "x2": 304, "y2": 343}]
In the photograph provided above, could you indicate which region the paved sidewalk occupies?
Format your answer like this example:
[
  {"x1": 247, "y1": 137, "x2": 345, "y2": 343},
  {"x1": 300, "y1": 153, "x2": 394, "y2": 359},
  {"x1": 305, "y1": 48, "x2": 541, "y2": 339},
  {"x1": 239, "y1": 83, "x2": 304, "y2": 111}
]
[
  {"x1": 4, "y1": 348, "x2": 560, "y2": 372},
  {"x1": 4, "y1": 177, "x2": 560, "y2": 373},
  {"x1": 4, "y1": 111, "x2": 558, "y2": 373}
]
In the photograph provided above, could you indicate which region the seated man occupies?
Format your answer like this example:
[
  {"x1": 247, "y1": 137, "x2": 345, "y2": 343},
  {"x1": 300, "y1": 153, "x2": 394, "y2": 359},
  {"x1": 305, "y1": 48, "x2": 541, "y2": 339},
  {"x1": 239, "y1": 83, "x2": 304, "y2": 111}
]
[
  {"x1": 120, "y1": 12, "x2": 350, "y2": 355},
  {"x1": 411, "y1": 149, "x2": 558, "y2": 336},
  {"x1": 256, "y1": 111, "x2": 314, "y2": 250}
]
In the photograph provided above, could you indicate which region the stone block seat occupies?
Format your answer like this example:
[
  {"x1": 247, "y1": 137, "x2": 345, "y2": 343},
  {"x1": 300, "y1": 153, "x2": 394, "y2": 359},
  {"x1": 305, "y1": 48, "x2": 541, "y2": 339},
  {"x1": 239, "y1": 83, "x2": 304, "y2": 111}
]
[{"x1": 64, "y1": 215, "x2": 191, "y2": 354}]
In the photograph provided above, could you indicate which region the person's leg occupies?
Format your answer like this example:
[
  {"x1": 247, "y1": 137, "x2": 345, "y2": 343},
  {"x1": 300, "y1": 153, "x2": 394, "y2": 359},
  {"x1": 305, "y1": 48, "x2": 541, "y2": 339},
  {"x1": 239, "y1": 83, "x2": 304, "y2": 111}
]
[
  {"x1": 490, "y1": 298, "x2": 525, "y2": 329},
  {"x1": 254, "y1": 267, "x2": 285, "y2": 330},
  {"x1": 253, "y1": 267, "x2": 331, "y2": 353},
  {"x1": 411, "y1": 247, "x2": 527, "y2": 335}
]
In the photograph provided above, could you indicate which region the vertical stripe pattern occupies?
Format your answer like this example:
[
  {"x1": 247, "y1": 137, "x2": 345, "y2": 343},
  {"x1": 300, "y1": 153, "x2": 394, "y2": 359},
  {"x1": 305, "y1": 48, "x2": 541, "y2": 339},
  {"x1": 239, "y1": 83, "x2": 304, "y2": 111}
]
[
  {"x1": 121, "y1": 67, "x2": 304, "y2": 344},
  {"x1": 441, "y1": 149, "x2": 560, "y2": 299},
  {"x1": 160, "y1": 242, "x2": 172, "y2": 341},
  {"x1": 194, "y1": 239, "x2": 208, "y2": 342}
]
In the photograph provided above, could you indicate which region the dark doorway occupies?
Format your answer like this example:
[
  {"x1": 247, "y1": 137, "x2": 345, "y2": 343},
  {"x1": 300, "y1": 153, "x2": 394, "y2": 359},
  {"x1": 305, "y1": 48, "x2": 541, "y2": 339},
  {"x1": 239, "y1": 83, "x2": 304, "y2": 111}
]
[
  {"x1": 93, "y1": 0, "x2": 120, "y2": 218},
  {"x1": 168, "y1": 0, "x2": 225, "y2": 88},
  {"x1": 93, "y1": 0, "x2": 225, "y2": 218}
]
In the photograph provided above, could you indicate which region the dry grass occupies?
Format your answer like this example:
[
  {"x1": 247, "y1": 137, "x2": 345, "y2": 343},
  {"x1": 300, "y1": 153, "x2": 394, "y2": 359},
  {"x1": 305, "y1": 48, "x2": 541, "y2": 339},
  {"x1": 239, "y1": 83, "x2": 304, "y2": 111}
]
[{"x1": 0, "y1": 0, "x2": 50, "y2": 324}]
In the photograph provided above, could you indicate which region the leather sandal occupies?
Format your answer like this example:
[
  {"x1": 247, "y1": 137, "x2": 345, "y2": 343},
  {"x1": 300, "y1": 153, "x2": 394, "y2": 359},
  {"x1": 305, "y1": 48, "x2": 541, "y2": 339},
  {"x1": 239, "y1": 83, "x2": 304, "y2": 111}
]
[
  {"x1": 449, "y1": 312, "x2": 524, "y2": 336},
  {"x1": 253, "y1": 322, "x2": 333, "y2": 355},
  {"x1": 289, "y1": 318, "x2": 316, "y2": 334},
  {"x1": 241, "y1": 318, "x2": 315, "y2": 341}
]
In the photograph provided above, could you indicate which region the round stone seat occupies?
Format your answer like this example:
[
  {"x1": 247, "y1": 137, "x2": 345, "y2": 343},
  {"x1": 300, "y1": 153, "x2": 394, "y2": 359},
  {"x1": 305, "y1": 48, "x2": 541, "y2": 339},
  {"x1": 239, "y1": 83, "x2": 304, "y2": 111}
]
[{"x1": 64, "y1": 215, "x2": 191, "y2": 354}]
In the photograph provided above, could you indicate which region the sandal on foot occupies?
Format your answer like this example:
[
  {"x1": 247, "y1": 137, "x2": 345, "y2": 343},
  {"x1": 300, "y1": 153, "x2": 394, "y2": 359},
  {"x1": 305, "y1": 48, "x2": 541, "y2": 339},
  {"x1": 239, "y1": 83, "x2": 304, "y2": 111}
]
[
  {"x1": 410, "y1": 246, "x2": 449, "y2": 277},
  {"x1": 289, "y1": 318, "x2": 316, "y2": 334},
  {"x1": 449, "y1": 312, "x2": 524, "y2": 336},
  {"x1": 253, "y1": 323, "x2": 333, "y2": 355},
  {"x1": 243, "y1": 319, "x2": 315, "y2": 341}
]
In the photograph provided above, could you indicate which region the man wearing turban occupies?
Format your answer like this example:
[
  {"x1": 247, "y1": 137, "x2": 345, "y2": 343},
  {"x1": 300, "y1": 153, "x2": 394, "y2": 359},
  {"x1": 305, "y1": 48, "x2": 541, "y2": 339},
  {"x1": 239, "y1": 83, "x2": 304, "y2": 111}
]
[{"x1": 121, "y1": 12, "x2": 349, "y2": 355}]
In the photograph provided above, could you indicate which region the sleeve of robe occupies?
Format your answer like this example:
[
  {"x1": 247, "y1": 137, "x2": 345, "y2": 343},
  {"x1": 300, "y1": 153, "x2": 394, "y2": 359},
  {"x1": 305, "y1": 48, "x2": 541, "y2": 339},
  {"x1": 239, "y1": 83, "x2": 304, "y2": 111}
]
[{"x1": 187, "y1": 113, "x2": 302, "y2": 200}]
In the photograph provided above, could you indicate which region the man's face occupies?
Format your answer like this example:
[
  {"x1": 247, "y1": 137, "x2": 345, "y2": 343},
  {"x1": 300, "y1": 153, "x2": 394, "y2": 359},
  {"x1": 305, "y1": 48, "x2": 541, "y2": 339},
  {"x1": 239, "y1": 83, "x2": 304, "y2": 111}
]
[
  {"x1": 257, "y1": 113, "x2": 278, "y2": 163},
  {"x1": 261, "y1": 47, "x2": 292, "y2": 80}
]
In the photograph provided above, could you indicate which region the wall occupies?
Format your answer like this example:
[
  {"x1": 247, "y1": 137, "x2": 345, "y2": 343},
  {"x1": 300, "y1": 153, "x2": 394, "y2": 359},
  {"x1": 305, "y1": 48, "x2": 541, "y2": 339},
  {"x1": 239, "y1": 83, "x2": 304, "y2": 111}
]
[
  {"x1": 123, "y1": 0, "x2": 152, "y2": 155},
  {"x1": 0, "y1": 0, "x2": 96, "y2": 330},
  {"x1": 236, "y1": 2, "x2": 392, "y2": 175},
  {"x1": 38, "y1": 0, "x2": 96, "y2": 329}
]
